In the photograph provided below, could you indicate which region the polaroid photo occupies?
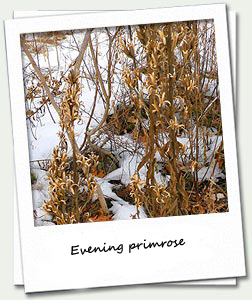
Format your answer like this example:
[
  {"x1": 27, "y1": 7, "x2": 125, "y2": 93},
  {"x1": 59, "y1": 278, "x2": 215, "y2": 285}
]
[
  {"x1": 6, "y1": 4, "x2": 245, "y2": 292},
  {"x1": 13, "y1": 9, "x2": 237, "y2": 287}
]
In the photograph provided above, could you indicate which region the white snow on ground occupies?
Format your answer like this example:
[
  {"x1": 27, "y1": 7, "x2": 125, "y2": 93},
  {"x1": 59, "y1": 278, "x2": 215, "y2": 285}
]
[
  {"x1": 31, "y1": 168, "x2": 49, "y2": 208},
  {"x1": 111, "y1": 200, "x2": 147, "y2": 220},
  {"x1": 198, "y1": 164, "x2": 225, "y2": 182},
  {"x1": 97, "y1": 179, "x2": 122, "y2": 202},
  {"x1": 97, "y1": 176, "x2": 147, "y2": 220},
  {"x1": 31, "y1": 168, "x2": 54, "y2": 226},
  {"x1": 34, "y1": 208, "x2": 54, "y2": 227},
  {"x1": 101, "y1": 134, "x2": 170, "y2": 186}
]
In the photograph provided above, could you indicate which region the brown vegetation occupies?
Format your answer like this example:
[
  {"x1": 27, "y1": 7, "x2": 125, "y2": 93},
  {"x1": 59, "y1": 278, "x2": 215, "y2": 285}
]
[{"x1": 21, "y1": 19, "x2": 228, "y2": 225}]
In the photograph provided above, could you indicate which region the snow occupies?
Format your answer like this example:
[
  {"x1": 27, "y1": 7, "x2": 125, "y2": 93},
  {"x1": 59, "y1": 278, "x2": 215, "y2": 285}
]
[
  {"x1": 197, "y1": 164, "x2": 225, "y2": 182},
  {"x1": 111, "y1": 200, "x2": 147, "y2": 220},
  {"x1": 97, "y1": 175, "x2": 147, "y2": 221},
  {"x1": 30, "y1": 168, "x2": 53, "y2": 225},
  {"x1": 97, "y1": 179, "x2": 123, "y2": 202},
  {"x1": 32, "y1": 190, "x2": 47, "y2": 209},
  {"x1": 31, "y1": 169, "x2": 49, "y2": 208}
]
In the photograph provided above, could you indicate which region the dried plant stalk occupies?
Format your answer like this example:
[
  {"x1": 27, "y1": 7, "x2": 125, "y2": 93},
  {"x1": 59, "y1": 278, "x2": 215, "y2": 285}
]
[{"x1": 121, "y1": 20, "x2": 224, "y2": 217}]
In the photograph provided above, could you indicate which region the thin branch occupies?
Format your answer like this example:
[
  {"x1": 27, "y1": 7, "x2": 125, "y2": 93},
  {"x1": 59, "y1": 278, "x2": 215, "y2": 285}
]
[
  {"x1": 73, "y1": 29, "x2": 92, "y2": 74},
  {"x1": 86, "y1": 36, "x2": 110, "y2": 137},
  {"x1": 21, "y1": 37, "x2": 61, "y2": 115}
]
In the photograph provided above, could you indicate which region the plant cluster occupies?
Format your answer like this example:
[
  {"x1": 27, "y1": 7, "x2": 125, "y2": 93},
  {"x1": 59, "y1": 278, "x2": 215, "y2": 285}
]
[
  {"x1": 22, "y1": 20, "x2": 228, "y2": 225},
  {"x1": 120, "y1": 21, "x2": 226, "y2": 217}
]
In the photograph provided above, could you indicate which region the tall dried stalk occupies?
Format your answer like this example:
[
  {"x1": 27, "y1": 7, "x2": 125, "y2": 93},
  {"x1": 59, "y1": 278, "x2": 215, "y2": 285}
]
[
  {"x1": 21, "y1": 30, "x2": 109, "y2": 218},
  {"x1": 121, "y1": 20, "x2": 223, "y2": 217}
]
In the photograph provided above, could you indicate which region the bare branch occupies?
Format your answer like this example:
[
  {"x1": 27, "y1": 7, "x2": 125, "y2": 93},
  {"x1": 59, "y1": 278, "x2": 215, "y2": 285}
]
[
  {"x1": 73, "y1": 29, "x2": 92, "y2": 74},
  {"x1": 86, "y1": 36, "x2": 110, "y2": 136},
  {"x1": 21, "y1": 37, "x2": 61, "y2": 115}
]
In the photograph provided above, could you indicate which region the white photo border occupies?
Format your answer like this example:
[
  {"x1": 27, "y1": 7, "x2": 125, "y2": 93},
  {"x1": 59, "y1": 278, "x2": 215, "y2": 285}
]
[{"x1": 6, "y1": 4, "x2": 245, "y2": 293}]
